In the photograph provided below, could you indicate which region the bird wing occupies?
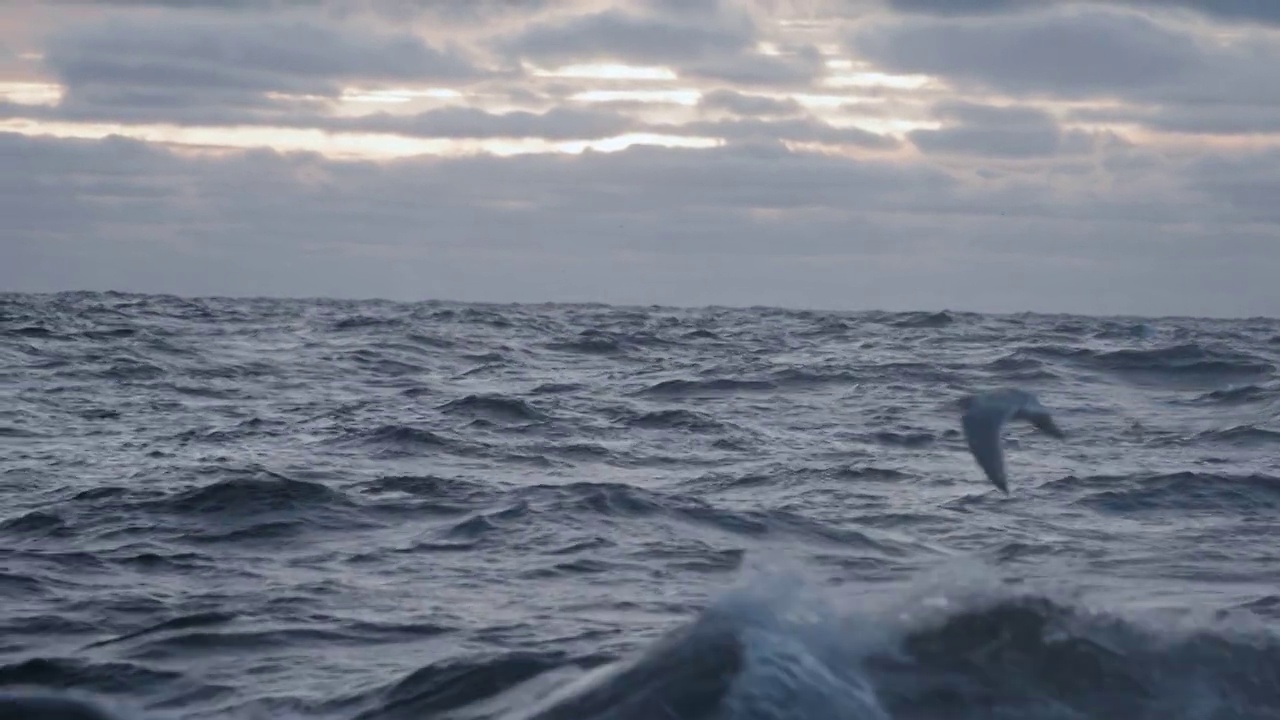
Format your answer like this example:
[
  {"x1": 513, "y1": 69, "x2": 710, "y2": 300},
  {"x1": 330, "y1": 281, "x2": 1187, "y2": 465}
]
[
  {"x1": 961, "y1": 402, "x2": 1011, "y2": 493},
  {"x1": 1017, "y1": 405, "x2": 1065, "y2": 439}
]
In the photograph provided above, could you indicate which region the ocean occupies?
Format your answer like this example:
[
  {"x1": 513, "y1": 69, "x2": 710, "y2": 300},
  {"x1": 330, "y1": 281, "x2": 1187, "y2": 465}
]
[{"x1": 2, "y1": 291, "x2": 1279, "y2": 720}]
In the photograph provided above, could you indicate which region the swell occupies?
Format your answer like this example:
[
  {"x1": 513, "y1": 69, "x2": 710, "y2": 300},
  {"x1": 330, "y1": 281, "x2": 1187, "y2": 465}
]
[
  {"x1": 414, "y1": 481, "x2": 925, "y2": 561},
  {"x1": 867, "y1": 593, "x2": 1280, "y2": 719},
  {"x1": 1046, "y1": 471, "x2": 1280, "y2": 512},
  {"x1": 144, "y1": 470, "x2": 353, "y2": 516},
  {"x1": 1026, "y1": 341, "x2": 1275, "y2": 378},
  {"x1": 1189, "y1": 382, "x2": 1280, "y2": 405},
  {"x1": 349, "y1": 585, "x2": 1280, "y2": 720},
  {"x1": 4, "y1": 292, "x2": 1280, "y2": 719},
  {"x1": 437, "y1": 394, "x2": 549, "y2": 423}
]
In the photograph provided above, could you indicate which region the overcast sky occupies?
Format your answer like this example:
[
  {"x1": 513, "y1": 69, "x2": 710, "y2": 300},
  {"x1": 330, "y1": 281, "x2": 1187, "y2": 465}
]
[{"x1": 2, "y1": 0, "x2": 1278, "y2": 317}]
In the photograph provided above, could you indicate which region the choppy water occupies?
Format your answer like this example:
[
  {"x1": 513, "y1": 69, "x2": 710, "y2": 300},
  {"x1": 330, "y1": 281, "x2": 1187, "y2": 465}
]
[{"x1": 2, "y1": 291, "x2": 1279, "y2": 720}]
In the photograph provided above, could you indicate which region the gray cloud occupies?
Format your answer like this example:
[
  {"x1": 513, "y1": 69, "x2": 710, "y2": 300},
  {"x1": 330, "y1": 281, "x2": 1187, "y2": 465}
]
[
  {"x1": 698, "y1": 89, "x2": 803, "y2": 117},
  {"x1": 4, "y1": 131, "x2": 1279, "y2": 317},
  {"x1": 1071, "y1": 104, "x2": 1280, "y2": 136},
  {"x1": 0, "y1": 1, "x2": 830, "y2": 147},
  {"x1": 1188, "y1": 149, "x2": 1280, "y2": 224},
  {"x1": 850, "y1": 6, "x2": 1199, "y2": 98},
  {"x1": 648, "y1": 117, "x2": 899, "y2": 149},
  {"x1": 494, "y1": 8, "x2": 823, "y2": 86},
  {"x1": 349, "y1": 105, "x2": 634, "y2": 140},
  {"x1": 0, "y1": 96, "x2": 311, "y2": 128},
  {"x1": 883, "y1": 0, "x2": 1023, "y2": 16},
  {"x1": 1152, "y1": 0, "x2": 1280, "y2": 24},
  {"x1": 42, "y1": 14, "x2": 481, "y2": 115},
  {"x1": 43, "y1": 0, "x2": 268, "y2": 7},
  {"x1": 879, "y1": 0, "x2": 1280, "y2": 26},
  {"x1": 848, "y1": 3, "x2": 1280, "y2": 138},
  {"x1": 909, "y1": 101, "x2": 1098, "y2": 158},
  {"x1": 171, "y1": 103, "x2": 632, "y2": 141},
  {"x1": 498, "y1": 9, "x2": 752, "y2": 65},
  {"x1": 39, "y1": 0, "x2": 548, "y2": 17},
  {"x1": 0, "y1": 132, "x2": 956, "y2": 307},
  {"x1": 0, "y1": 73, "x2": 893, "y2": 147},
  {"x1": 7, "y1": 0, "x2": 1280, "y2": 318},
  {"x1": 0, "y1": 97, "x2": 882, "y2": 146},
  {"x1": 682, "y1": 44, "x2": 825, "y2": 87}
]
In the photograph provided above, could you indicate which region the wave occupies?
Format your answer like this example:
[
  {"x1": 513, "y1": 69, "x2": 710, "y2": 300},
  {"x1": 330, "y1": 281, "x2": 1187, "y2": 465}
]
[
  {"x1": 149, "y1": 470, "x2": 351, "y2": 517},
  {"x1": 340, "y1": 424, "x2": 462, "y2": 458},
  {"x1": 0, "y1": 657, "x2": 184, "y2": 697},
  {"x1": 885, "y1": 310, "x2": 956, "y2": 329},
  {"x1": 437, "y1": 394, "x2": 549, "y2": 423},
  {"x1": 766, "y1": 367, "x2": 860, "y2": 388},
  {"x1": 1190, "y1": 382, "x2": 1280, "y2": 405},
  {"x1": 7, "y1": 293, "x2": 1280, "y2": 719},
  {"x1": 1189, "y1": 424, "x2": 1280, "y2": 446},
  {"x1": 637, "y1": 378, "x2": 777, "y2": 398},
  {"x1": 1030, "y1": 342, "x2": 1275, "y2": 379},
  {"x1": 545, "y1": 332, "x2": 626, "y2": 355},
  {"x1": 335, "y1": 571, "x2": 1280, "y2": 720},
  {"x1": 624, "y1": 408, "x2": 733, "y2": 433},
  {"x1": 1063, "y1": 471, "x2": 1280, "y2": 513},
  {"x1": 0, "y1": 511, "x2": 69, "y2": 539}
]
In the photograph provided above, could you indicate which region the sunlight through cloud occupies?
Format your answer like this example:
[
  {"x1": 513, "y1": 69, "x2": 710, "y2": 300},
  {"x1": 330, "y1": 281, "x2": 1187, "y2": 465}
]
[
  {"x1": 571, "y1": 89, "x2": 701, "y2": 105},
  {"x1": 823, "y1": 71, "x2": 932, "y2": 90},
  {"x1": 0, "y1": 118, "x2": 721, "y2": 159},
  {"x1": 531, "y1": 63, "x2": 678, "y2": 80},
  {"x1": 0, "y1": 81, "x2": 62, "y2": 106},
  {"x1": 341, "y1": 87, "x2": 465, "y2": 104},
  {"x1": 555, "y1": 132, "x2": 721, "y2": 153}
]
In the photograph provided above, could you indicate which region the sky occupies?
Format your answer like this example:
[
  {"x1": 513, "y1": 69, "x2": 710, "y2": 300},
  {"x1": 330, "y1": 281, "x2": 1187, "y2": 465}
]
[{"x1": 2, "y1": 0, "x2": 1279, "y2": 318}]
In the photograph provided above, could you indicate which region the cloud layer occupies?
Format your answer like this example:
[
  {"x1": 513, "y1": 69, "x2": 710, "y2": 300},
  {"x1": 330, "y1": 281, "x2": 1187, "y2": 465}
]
[{"x1": 3, "y1": 0, "x2": 1280, "y2": 317}]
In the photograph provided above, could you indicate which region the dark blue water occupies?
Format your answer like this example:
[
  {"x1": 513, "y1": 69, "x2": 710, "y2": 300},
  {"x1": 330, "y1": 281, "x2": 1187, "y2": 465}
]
[{"x1": 2, "y1": 291, "x2": 1279, "y2": 720}]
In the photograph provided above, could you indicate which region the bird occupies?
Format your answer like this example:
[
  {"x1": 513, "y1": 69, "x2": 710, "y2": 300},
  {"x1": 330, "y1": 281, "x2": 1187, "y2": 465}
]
[{"x1": 958, "y1": 387, "x2": 1065, "y2": 493}]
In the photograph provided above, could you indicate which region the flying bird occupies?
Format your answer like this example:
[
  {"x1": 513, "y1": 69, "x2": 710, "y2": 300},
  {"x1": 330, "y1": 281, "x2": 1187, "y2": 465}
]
[{"x1": 958, "y1": 387, "x2": 1065, "y2": 493}]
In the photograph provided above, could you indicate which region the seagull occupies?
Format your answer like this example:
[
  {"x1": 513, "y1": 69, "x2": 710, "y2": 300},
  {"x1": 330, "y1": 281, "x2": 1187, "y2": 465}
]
[{"x1": 958, "y1": 387, "x2": 1065, "y2": 493}]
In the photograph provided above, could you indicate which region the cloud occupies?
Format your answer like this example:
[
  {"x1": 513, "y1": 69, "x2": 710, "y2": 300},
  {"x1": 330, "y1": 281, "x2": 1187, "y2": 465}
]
[
  {"x1": 883, "y1": 0, "x2": 1023, "y2": 16},
  {"x1": 0, "y1": 99, "x2": 640, "y2": 142},
  {"x1": 0, "y1": 0, "x2": 833, "y2": 148},
  {"x1": 684, "y1": 44, "x2": 825, "y2": 87},
  {"x1": 846, "y1": 3, "x2": 1280, "y2": 139},
  {"x1": 1188, "y1": 149, "x2": 1280, "y2": 223},
  {"x1": 498, "y1": 9, "x2": 751, "y2": 66},
  {"x1": 40, "y1": 0, "x2": 549, "y2": 18},
  {"x1": 698, "y1": 89, "x2": 803, "y2": 118},
  {"x1": 42, "y1": 14, "x2": 481, "y2": 115},
  {"x1": 1070, "y1": 104, "x2": 1280, "y2": 136},
  {"x1": 649, "y1": 117, "x2": 899, "y2": 149},
  {"x1": 48, "y1": 0, "x2": 266, "y2": 6},
  {"x1": 348, "y1": 105, "x2": 636, "y2": 140},
  {"x1": 43, "y1": 0, "x2": 743, "y2": 25},
  {"x1": 881, "y1": 0, "x2": 1280, "y2": 26},
  {"x1": 849, "y1": 6, "x2": 1199, "y2": 98},
  {"x1": 1, "y1": 96, "x2": 896, "y2": 149},
  {"x1": 908, "y1": 101, "x2": 1098, "y2": 158},
  {"x1": 494, "y1": 8, "x2": 823, "y2": 86},
  {"x1": 6, "y1": 0, "x2": 1280, "y2": 319},
  {"x1": 5, "y1": 130, "x2": 1280, "y2": 317},
  {"x1": 0, "y1": 132, "x2": 954, "y2": 307},
  {"x1": 1151, "y1": 0, "x2": 1280, "y2": 24}
]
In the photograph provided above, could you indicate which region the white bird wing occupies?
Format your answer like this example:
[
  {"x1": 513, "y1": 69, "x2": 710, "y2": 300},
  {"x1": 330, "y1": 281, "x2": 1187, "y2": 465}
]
[{"x1": 961, "y1": 400, "x2": 1015, "y2": 493}]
